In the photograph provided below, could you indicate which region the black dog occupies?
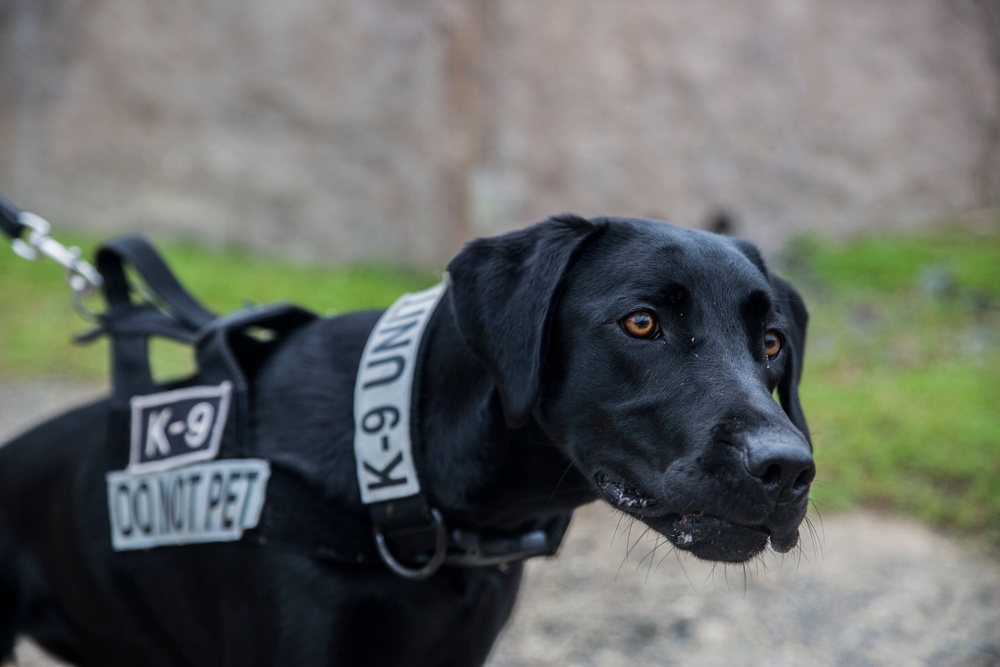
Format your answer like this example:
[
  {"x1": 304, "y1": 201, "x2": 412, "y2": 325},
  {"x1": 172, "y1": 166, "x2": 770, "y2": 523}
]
[{"x1": 0, "y1": 215, "x2": 813, "y2": 666}]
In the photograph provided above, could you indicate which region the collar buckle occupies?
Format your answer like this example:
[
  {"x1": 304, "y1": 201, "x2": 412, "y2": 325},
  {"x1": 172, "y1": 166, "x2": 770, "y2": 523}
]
[{"x1": 374, "y1": 507, "x2": 448, "y2": 580}]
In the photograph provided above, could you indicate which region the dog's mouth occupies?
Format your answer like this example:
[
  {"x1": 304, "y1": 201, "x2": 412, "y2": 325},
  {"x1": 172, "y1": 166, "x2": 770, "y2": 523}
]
[
  {"x1": 594, "y1": 472, "x2": 662, "y2": 514},
  {"x1": 594, "y1": 472, "x2": 801, "y2": 563}
]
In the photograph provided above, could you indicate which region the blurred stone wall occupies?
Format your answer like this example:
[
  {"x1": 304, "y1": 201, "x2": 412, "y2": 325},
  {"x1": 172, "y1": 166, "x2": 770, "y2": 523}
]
[{"x1": 0, "y1": 0, "x2": 997, "y2": 266}]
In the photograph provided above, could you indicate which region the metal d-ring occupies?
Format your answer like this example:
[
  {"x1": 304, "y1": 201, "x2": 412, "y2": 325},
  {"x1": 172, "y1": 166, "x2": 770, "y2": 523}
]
[{"x1": 373, "y1": 507, "x2": 448, "y2": 580}]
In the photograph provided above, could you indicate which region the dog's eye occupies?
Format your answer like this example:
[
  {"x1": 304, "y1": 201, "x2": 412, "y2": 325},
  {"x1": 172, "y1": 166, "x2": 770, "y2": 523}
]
[
  {"x1": 764, "y1": 330, "x2": 783, "y2": 360},
  {"x1": 621, "y1": 311, "x2": 659, "y2": 339}
]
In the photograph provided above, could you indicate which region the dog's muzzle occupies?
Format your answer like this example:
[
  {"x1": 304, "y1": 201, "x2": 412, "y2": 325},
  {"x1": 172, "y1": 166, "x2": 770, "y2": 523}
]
[{"x1": 595, "y1": 471, "x2": 808, "y2": 563}]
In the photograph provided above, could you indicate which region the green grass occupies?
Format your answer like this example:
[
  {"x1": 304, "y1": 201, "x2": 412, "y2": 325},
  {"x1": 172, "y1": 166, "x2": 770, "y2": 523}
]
[
  {"x1": 778, "y1": 221, "x2": 1000, "y2": 544},
  {"x1": 0, "y1": 232, "x2": 438, "y2": 378},
  {"x1": 2, "y1": 222, "x2": 999, "y2": 544}
]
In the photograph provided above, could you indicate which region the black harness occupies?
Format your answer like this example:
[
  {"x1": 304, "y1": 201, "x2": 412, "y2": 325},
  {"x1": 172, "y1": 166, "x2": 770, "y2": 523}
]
[
  {"x1": 80, "y1": 233, "x2": 569, "y2": 578},
  {"x1": 1, "y1": 190, "x2": 570, "y2": 578}
]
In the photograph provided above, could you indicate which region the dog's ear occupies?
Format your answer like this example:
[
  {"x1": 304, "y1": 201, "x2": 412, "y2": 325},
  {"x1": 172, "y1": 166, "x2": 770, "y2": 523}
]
[
  {"x1": 771, "y1": 274, "x2": 811, "y2": 445},
  {"x1": 446, "y1": 215, "x2": 597, "y2": 427}
]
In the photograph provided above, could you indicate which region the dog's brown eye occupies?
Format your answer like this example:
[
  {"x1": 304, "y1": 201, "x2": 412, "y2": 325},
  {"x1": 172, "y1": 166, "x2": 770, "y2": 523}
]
[
  {"x1": 621, "y1": 311, "x2": 659, "y2": 339},
  {"x1": 764, "y1": 330, "x2": 782, "y2": 360}
]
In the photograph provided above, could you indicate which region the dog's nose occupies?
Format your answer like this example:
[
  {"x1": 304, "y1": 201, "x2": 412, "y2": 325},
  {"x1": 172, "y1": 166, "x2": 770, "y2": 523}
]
[{"x1": 743, "y1": 432, "x2": 815, "y2": 504}]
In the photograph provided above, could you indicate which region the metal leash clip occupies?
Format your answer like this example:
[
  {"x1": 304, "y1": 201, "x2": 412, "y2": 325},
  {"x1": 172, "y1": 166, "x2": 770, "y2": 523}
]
[{"x1": 11, "y1": 211, "x2": 104, "y2": 320}]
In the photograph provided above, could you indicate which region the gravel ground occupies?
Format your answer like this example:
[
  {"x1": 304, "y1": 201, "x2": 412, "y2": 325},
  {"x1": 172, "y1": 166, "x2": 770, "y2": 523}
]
[{"x1": 2, "y1": 379, "x2": 999, "y2": 667}]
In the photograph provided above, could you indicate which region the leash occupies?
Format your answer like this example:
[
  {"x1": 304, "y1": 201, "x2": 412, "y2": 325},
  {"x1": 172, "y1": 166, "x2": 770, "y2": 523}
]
[{"x1": 1, "y1": 193, "x2": 103, "y2": 320}]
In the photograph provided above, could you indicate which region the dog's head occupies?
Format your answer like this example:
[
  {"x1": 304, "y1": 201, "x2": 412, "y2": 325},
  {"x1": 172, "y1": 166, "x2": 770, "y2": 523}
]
[{"x1": 447, "y1": 215, "x2": 814, "y2": 563}]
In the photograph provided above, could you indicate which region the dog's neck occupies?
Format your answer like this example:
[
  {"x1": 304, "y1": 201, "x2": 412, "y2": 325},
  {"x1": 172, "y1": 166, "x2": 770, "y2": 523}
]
[{"x1": 414, "y1": 303, "x2": 597, "y2": 532}]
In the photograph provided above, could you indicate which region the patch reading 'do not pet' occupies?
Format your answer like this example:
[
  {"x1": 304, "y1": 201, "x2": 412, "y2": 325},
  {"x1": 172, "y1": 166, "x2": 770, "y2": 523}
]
[
  {"x1": 129, "y1": 382, "x2": 232, "y2": 474},
  {"x1": 106, "y1": 459, "x2": 270, "y2": 551}
]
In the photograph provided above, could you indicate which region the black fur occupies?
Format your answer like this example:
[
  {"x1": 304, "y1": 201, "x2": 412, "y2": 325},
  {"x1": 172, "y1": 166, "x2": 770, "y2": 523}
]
[{"x1": 0, "y1": 216, "x2": 813, "y2": 666}]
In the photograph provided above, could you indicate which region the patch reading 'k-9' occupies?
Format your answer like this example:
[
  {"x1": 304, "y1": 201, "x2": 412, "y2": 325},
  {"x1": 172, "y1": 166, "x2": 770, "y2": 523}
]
[
  {"x1": 106, "y1": 459, "x2": 270, "y2": 551},
  {"x1": 129, "y1": 382, "x2": 232, "y2": 473}
]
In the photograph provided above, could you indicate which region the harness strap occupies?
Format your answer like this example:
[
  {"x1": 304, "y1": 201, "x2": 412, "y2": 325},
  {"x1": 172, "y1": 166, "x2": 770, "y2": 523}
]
[
  {"x1": 352, "y1": 281, "x2": 450, "y2": 579},
  {"x1": 250, "y1": 464, "x2": 571, "y2": 569},
  {"x1": 81, "y1": 233, "x2": 570, "y2": 575},
  {"x1": 77, "y1": 304, "x2": 201, "y2": 345},
  {"x1": 250, "y1": 466, "x2": 377, "y2": 563}
]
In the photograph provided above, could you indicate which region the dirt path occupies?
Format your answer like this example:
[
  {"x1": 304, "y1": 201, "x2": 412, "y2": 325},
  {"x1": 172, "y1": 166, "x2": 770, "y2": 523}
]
[
  {"x1": 489, "y1": 506, "x2": 1000, "y2": 666},
  {"x1": 2, "y1": 380, "x2": 999, "y2": 666}
]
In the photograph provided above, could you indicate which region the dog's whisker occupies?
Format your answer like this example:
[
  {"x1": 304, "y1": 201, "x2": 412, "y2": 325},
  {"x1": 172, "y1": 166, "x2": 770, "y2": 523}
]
[
  {"x1": 641, "y1": 536, "x2": 674, "y2": 583},
  {"x1": 705, "y1": 562, "x2": 720, "y2": 587},
  {"x1": 613, "y1": 515, "x2": 644, "y2": 584},
  {"x1": 671, "y1": 549, "x2": 701, "y2": 594},
  {"x1": 728, "y1": 562, "x2": 752, "y2": 597},
  {"x1": 807, "y1": 502, "x2": 826, "y2": 551},
  {"x1": 542, "y1": 461, "x2": 579, "y2": 514},
  {"x1": 632, "y1": 527, "x2": 660, "y2": 574},
  {"x1": 641, "y1": 543, "x2": 656, "y2": 582},
  {"x1": 792, "y1": 542, "x2": 809, "y2": 568},
  {"x1": 613, "y1": 518, "x2": 639, "y2": 585},
  {"x1": 654, "y1": 539, "x2": 679, "y2": 572},
  {"x1": 610, "y1": 511, "x2": 629, "y2": 551},
  {"x1": 625, "y1": 521, "x2": 651, "y2": 562}
]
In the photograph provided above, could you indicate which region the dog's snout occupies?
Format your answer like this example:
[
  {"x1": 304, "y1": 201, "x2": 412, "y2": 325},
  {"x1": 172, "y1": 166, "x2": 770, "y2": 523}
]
[{"x1": 744, "y1": 432, "x2": 815, "y2": 504}]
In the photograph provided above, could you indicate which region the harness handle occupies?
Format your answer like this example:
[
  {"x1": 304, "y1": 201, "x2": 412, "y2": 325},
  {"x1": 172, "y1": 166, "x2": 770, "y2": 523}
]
[{"x1": 96, "y1": 235, "x2": 216, "y2": 332}]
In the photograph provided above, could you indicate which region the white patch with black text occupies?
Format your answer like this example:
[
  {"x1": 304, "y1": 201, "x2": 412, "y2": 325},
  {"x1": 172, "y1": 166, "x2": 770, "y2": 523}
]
[
  {"x1": 129, "y1": 382, "x2": 232, "y2": 473},
  {"x1": 353, "y1": 281, "x2": 448, "y2": 504},
  {"x1": 106, "y1": 459, "x2": 270, "y2": 551}
]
